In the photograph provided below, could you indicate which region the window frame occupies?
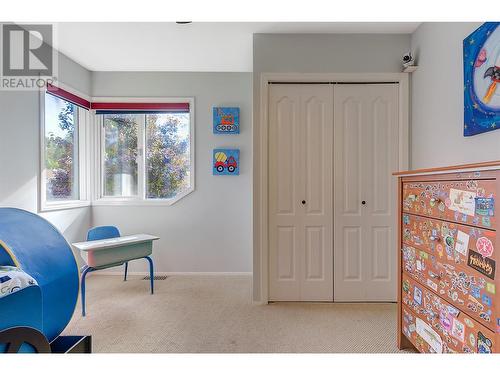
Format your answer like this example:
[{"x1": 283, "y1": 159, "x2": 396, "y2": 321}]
[
  {"x1": 92, "y1": 97, "x2": 195, "y2": 206},
  {"x1": 39, "y1": 85, "x2": 92, "y2": 212}
]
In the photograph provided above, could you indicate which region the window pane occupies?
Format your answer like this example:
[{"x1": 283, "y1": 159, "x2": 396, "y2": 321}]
[
  {"x1": 146, "y1": 113, "x2": 191, "y2": 199},
  {"x1": 44, "y1": 93, "x2": 79, "y2": 201},
  {"x1": 103, "y1": 114, "x2": 140, "y2": 197}
]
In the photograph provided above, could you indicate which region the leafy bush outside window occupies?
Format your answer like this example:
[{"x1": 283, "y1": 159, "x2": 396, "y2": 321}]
[
  {"x1": 101, "y1": 111, "x2": 192, "y2": 202},
  {"x1": 44, "y1": 93, "x2": 79, "y2": 201}
]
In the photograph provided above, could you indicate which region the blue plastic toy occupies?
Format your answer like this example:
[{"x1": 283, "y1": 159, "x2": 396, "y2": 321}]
[{"x1": 0, "y1": 208, "x2": 85, "y2": 353}]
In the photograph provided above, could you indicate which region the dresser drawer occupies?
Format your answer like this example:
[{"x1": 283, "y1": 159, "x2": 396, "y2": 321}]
[
  {"x1": 402, "y1": 179, "x2": 496, "y2": 229},
  {"x1": 402, "y1": 243, "x2": 497, "y2": 331},
  {"x1": 401, "y1": 274, "x2": 496, "y2": 353},
  {"x1": 402, "y1": 213, "x2": 497, "y2": 269}
]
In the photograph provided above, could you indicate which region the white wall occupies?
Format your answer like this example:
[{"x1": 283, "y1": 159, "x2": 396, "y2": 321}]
[
  {"x1": 0, "y1": 51, "x2": 92, "y2": 256},
  {"x1": 410, "y1": 23, "x2": 500, "y2": 169},
  {"x1": 91, "y1": 72, "x2": 253, "y2": 273}
]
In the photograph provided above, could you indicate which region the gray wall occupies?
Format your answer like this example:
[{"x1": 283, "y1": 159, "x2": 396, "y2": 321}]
[
  {"x1": 252, "y1": 33, "x2": 411, "y2": 301},
  {"x1": 0, "y1": 50, "x2": 92, "y2": 252},
  {"x1": 254, "y1": 33, "x2": 411, "y2": 74},
  {"x1": 410, "y1": 23, "x2": 500, "y2": 168},
  {"x1": 91, "y1": 72, "x2": 253, "y2": 273}
]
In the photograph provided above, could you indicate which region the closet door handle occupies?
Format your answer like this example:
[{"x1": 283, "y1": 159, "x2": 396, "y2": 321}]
[
  {"x1": 301, "y1": 200, "x2": 306, "y2": 205},
  {"x1": 361, "y1": 201, "x2": 366, "y2": 205}
]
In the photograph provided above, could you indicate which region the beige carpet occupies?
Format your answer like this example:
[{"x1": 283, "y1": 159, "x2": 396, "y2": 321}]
[{"x1": 63, "y1": 274, "x2": 413, "y2": 353}]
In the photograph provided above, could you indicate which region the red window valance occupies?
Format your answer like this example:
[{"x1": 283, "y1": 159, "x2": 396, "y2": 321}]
[
  {"x1": 46, "y1": 83, "x2": 91, "y2": 110},
  {"x1": 91, "y1": 102, "x2": 190, "y2": 113}
]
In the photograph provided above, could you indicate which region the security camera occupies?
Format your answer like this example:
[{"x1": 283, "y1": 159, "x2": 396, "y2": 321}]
[{"x1": 402, "y1": 52, "x2": 414, "y2": 68}]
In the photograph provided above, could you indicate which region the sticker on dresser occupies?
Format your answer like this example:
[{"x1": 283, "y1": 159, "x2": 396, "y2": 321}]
[
  {"x1": 402, "y1": 214, "x2": 496, "y2": 269},
  {"x1": 402, "y1": 242, "x2": 497, "y2": 330},
  {"x1": 397, "y1": 165, "x2": 500, "y2": 354},
  {"x1": 402, "y1": 179, "x2": 496, "y2": 229},
  {"x1": 401, "y1": 276, "x2": 496, "y2": 353}
]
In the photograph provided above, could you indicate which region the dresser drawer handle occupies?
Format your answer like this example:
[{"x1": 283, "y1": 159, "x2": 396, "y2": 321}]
[{"x1": 429, "y1": 271, "x2": 441, "y2": 280}]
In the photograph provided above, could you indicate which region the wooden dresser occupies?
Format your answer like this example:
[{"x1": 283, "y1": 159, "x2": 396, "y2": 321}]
[{"x1": 394, "y1": 161, "x2": 500, "y2": 353}]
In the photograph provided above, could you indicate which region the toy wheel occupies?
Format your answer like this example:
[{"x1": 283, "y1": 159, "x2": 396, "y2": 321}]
[
  {"x1": 0, "y1": 327, "x2": 51, "y2": 353},
  {"x1": 228, "y1": 166, "x2": 235, "y2": 173},
  {"x1": 216, "y1": 166, "x2": 224, "y2": 173}
]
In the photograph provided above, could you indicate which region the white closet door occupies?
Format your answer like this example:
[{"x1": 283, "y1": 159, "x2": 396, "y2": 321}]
[
  {"x1": 269, "y1": 84, "x2": 333, "y2": 301},
  {"x1": 333, "y1": 84, "x2": 399, "y2": 302}
]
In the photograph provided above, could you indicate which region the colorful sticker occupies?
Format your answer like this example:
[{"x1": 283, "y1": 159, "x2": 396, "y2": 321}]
[
  {"x1": 455, "y1": 230, "x2": 470, "y2": 256},
  {"x1": 416, "y1": 318, "x2": 443, "y2": 353},
  {"x1": 402, "y1": 279, "x2": 410, "y2": 293},
  {"x1": 469, "y1": 333, "x2": 476, "y2": 347},
  {"x1": 427, "y1": 279, "x2": 438, "y2": 292},
  {"x1": 440, "y1": 312, "x2": 452, "y2": 332},
  {"x1": 486, "y1": 282, "x2": 496, "y2": 294},
  {"x1": 471, "y1": 285, "x2": 481, "y2": 298},
  {"x1": 477, "y1": 331, "x2": 492, "y2": 354},
  {"x1": 438, "y1": 201, "x2": 446, "y2": 212},
  {"x1": 451, "y1": 319, "x2": 465, "y2": 342},
  {"x1": 482, "y1": 217, "x2": 492, "y2": 227},
  {"x1": 464, "y1": 317, "x2": 475, "y2": 328},
  {"x1": 476, "y1": 236, "x2": 494, "y2": 258},
  {"x1": 467, "y1": 249, "x2": 496, "y2": 280},
  {"x1": 414, "y1": 285, "x2": 423, "y2": 305},
  {"x1": 475, "y1": 197, "x2": 495, "y2": 217},
  {"x1": 448, "y1": 188, "x2": 477, "y2": 216},
  {"x1": 445, "y1": 235, "x2": 455, "y2": 248}
]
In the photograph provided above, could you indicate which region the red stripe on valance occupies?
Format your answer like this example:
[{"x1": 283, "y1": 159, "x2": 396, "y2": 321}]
[
  {"x1": 90, "y1": 102, "x2": 190, "y2": 111},
  {"x1": 46, "y1": 83, "x2": 91, "y2": 110}
]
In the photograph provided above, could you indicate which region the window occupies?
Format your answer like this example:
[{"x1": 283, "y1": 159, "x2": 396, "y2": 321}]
[
  {"x1": 96, "y1": 100, "x2": 194, "y2": 205},
  {"x1": 103, "y1": 113, "x2": 140, "y2": 197},
  {"x1": 146, "y1": 113, "x2": 191, "y2": 199},
  {"x1": 40, "y1": 86, "x2": 90, "y2": 211},
  {"x1": 44, "y1": 93, "x2": 79, "y2": 200}
]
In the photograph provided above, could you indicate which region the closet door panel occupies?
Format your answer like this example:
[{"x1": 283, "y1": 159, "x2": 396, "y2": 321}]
[
  {"x1": 299, "y1": 85, "x2": 333, "y2": 301},
  {"x1": 269, "y1": 85, "x2": 301, "y2": 300},
  {"x1": 269, "y1": 84, "x2": 333, "y2": 301},
  {"x1": 334, "y1": 84, "x2": 399, "y2": 301}
]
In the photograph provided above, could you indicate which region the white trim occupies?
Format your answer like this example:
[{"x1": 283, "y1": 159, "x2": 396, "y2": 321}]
[
  {"x1": 397, "y1": 165, "x2": 500, "y2": 178},
  {"x1": 39, "y1": 87, "x2": 91, "y2": 212},
  {"x1": 254, "y1": 72, "x2": 410, "y2": 304},
  {"x1": 92, "y1": 96, "x2": 195, "y2": 206}
]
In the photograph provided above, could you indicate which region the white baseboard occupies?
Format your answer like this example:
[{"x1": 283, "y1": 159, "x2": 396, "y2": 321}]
[{"x1": 88, "y1": 270, "x2": 253, "y2": 277}]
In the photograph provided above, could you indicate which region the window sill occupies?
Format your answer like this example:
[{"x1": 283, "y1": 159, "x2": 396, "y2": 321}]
[
  {"x1": 92, "y1": 189, "x2": 194, "y2": 207},
  {"x1": 40, "y1": 200, "x2": 91, "y2": 212}
]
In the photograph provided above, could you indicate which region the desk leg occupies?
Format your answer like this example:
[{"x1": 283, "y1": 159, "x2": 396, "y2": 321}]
[
  {"x1": 81, "y1": 266, "x2": 94, "y2": 317},
  {"x1": 145, "y1": 256, "x2": 154, "y2": 294},
  {"x1": 124, "y1": 262, "x2": 128, "y2": 282}
]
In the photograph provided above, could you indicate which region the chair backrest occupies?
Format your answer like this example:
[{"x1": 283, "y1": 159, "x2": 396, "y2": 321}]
[{"x1": 87, "y1": 226, "x2": 121, "y2": 241}]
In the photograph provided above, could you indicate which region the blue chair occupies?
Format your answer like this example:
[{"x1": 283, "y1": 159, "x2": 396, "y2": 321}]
[{"x1": 80, "y1": 226, "x2": 154, "y2": 316}]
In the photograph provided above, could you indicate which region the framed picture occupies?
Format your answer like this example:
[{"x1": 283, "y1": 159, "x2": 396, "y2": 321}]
[
  {"x1": 213, "y1": 149, "x2": 239, "y2": 176},
  {"x1": 213, "y1": 107, "x2": 240, "y2": 134},
  {"x1": 463, "y1": 22, "x2": 500, "y2": 136}
]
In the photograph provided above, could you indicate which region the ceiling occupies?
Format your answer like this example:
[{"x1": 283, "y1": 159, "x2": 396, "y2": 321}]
[{"x1": 53, "y1": 22, "x2": 421, "y2": 72}]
